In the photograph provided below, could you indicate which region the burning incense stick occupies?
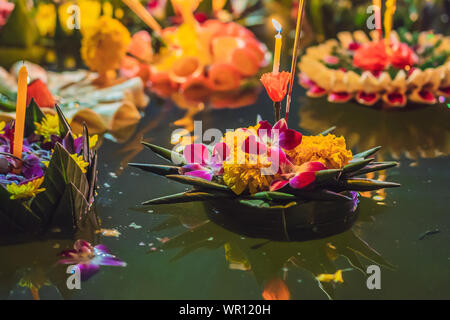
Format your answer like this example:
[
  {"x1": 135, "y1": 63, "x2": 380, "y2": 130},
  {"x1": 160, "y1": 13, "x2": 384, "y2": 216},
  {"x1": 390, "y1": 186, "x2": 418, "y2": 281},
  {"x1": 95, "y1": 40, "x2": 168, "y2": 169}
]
[{"x1": 285, "y1": 0, "x2": 306, "y2": 124}]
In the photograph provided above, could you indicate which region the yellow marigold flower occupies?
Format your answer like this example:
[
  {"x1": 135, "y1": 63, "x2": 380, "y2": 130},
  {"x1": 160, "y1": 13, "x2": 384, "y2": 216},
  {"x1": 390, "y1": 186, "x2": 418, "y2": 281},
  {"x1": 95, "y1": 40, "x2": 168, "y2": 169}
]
[
  {"x1": 0, "y1": 121, "x2": 5, "y2": 135},
  {"x1": 81, "y1": 16, "x2": 131, "y2": 75},
  {"x1": 35, "y1": 114, "x2": 60, "y2": 142},
  {"x1": 6, "y1": 177, "x2": 46, "y2": 200},
  {"x1": 70, "y1": 154, "x2": 89, "y2": 173},
  {"x1": 286, "y1": 134, "x2": 353, "y2": 169},
  {"x1": 222, "y1": 126, "x2": 273, "y2": 195},
  {"x1": 316, "y1": 270, "x2": 344, "y2": 283}
]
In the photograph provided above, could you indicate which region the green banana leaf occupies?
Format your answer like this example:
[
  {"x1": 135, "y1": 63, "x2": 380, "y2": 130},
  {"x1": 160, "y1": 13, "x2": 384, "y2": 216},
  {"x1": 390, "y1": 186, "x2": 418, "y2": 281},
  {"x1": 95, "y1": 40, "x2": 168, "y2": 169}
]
[{"x1": 142, "y1": 142, "x2": 186, "y2": 165}]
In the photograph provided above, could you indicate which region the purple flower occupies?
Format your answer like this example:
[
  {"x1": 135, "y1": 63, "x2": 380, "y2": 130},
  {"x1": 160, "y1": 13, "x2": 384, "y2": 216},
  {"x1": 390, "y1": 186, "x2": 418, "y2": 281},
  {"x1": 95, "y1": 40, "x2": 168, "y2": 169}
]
[
  {"x1": 22, "y1": 154, "x2": 44, "y2": 179},
  {"x1": 58, "y1": 240, "x2": 126, "y2": 281}
]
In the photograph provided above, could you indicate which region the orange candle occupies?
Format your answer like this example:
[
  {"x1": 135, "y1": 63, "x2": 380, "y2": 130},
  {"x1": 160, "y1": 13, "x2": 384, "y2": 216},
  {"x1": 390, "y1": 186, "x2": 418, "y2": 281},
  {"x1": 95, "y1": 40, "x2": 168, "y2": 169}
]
[
  {"x1": 384, "y1": 0, "x2": 396, "y2": 45},
  {"x1": 13, "y1": 64, "x2": 28, "y2": 160}
]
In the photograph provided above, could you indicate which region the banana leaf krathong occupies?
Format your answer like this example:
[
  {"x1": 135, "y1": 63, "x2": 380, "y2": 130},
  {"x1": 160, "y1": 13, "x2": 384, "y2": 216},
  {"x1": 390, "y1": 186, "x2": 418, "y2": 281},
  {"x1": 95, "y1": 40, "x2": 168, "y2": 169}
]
[
  {"x1": 131, "y1": 126, "x2": 400, "y2": 240},
  {"x1": 299, "y1": 30, "x2": 450, "y2": 108},
  {"x1": 0, "y1": 101, "x2": 98, "y2": 243}
]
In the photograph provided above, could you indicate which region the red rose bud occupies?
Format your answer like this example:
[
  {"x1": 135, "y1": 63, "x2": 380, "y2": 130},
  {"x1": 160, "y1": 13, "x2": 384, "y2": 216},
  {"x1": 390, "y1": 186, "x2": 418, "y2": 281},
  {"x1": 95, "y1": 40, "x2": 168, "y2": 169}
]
[
  {"x1": 260, "y1": 71, "x2": 291, "y2": 102},
  {"x1": 26, "y1": 79, "x2": 56, "y2": 109}
]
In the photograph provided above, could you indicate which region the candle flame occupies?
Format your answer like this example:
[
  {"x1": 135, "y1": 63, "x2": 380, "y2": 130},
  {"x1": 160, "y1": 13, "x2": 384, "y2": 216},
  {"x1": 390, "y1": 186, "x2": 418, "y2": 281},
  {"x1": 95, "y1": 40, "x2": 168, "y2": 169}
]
[{"x1": 272, "y1": 18, "x2": 282, "y2": 34}]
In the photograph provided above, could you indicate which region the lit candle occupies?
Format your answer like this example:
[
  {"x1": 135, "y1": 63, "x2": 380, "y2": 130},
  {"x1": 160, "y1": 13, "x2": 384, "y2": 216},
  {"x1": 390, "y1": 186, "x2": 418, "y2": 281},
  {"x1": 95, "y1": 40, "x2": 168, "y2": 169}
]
[
  {"x1": 384, "y1": 0, "x2": 396, "y2": 45},
  {"x1": 272, "y1": 19, "x2": 283, "y2": 75},
  {"x1": 13, "y1": 64, "x2": 28, "y2": 160}
]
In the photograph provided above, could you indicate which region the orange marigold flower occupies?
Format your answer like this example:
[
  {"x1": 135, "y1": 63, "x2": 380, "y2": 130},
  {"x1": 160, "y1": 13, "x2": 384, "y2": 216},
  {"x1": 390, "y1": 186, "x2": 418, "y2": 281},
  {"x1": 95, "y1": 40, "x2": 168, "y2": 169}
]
[{"x1": 260, "y1": 71, "x2": 290, "y2": 102}]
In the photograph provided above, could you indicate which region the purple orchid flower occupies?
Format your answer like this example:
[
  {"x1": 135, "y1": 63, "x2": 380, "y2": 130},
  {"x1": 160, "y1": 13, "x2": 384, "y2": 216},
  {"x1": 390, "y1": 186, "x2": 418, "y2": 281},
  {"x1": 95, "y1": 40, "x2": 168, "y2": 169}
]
[
  {"x1": 58, "y1": 240, "x2": 126, "y2": 281},
  {"x1": 250, "y1": 119, "x2": 303, "y2": 151},
  {"x1": 238, "y1": 120, "x2": 329, "y2": 191},
  {"x1": 239, "y1": 119, "x2": 303, "y2": 176},
  {"x1": 179, "y1": 142, "x2": 229, "y2": 181}
]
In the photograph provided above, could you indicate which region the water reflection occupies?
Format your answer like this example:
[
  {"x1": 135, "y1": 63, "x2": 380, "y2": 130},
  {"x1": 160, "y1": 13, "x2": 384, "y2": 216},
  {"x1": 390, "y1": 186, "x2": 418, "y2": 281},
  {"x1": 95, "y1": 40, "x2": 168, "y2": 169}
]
[
  {"x1": 298, "y1": 97, "x2": 450, "y2": 161},
  {"x1": 0, "y1": 209, "x2": 99, "y2": 300},
  {"x1": 147, "y1": 198, "x2": 393, "y2": 300}
]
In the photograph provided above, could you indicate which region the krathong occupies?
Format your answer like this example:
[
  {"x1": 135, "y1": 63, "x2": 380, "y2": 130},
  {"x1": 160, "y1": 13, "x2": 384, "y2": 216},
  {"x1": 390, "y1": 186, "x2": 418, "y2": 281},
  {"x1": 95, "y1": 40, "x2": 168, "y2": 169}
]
[
  {"x1": 299, "y1": 29, "x2": 450, "y2": 107},
  {"x1": 0, "y1": 98, "x2": 99, "y2": 240},
  {"x1": 129, "y1": 1, "x2": 400, "y2": 236}
]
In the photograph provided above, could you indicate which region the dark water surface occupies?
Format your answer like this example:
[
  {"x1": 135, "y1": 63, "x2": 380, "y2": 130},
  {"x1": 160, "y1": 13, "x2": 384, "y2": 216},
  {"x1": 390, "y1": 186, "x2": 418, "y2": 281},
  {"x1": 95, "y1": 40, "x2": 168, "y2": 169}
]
[{"x1": 2, "y1": 83, "x2": 449, "y2": 300}]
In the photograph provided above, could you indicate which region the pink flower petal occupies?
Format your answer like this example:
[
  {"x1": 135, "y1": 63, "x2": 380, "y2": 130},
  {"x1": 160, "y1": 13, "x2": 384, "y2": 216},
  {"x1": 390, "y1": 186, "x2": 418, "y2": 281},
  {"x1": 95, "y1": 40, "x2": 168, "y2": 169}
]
[
  {"x1": 257, "y1": 120, "x2": 273, "y2": 138},
  {"x1": 279, "y1": 129, "x2": 302, "y2": 150},
  {"x1": 242, "y1": 135, "x2": 268, "y2": 155},
  {"x1": 179, "y1": 163, "x2": 206, "y2": 174},
  {"x1": 183, "y1": 144, "x2": 210, "y2": 165},
  {"x1": 273, "y1": 118, "x2": 287, "y2": 133},
  {"x1": 185, "y1": 170, "x2": 213, "y2": 181},
  {"x1": 289, "y1": 171, "x2": 316, "y2": 189},
  {"x1": 269, "y1": 147, "x2": 294, "y2": 173},
  {"x1": 212, "y1": 142, "x2": 230, "y2": 163},
  {"x1": 328, "y1": 92, "x2": 352, "y2": 103},
  {"x1": 270, "y1": 180, "x2": 289, "y2": 191},
  {"x1": 298, "y1": 161, "x2": 327, "y2": 172}
]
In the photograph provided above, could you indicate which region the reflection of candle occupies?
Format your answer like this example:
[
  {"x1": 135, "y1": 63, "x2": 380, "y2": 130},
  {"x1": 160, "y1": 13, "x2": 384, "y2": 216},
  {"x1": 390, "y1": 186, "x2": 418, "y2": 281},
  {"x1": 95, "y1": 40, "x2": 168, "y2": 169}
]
[
  {"x1": 272, "y1": 19, "x2": 282, "y2": 74},
  {"x1": 384, "y1": 0, "x2": 396, "y2": 45},
  {"x1": 13, "y1": 63, "x2": 28, "y2": 160}
]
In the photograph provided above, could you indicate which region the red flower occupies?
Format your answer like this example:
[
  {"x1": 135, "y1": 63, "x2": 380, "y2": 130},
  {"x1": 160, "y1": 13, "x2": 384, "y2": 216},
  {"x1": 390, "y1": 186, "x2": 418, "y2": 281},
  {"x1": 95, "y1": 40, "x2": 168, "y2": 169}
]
[
  {"x1": 353, "y1": 41, "x2": 389, "y2": 72},
  {"x1": 260, "y1": 71, "x2": 291, "y2": 102},
  {"x1": 390, "y1": 43, "x2": 418, "y2": 69},
  {"x1": 26, "y1": 79, "x2": 56, "y2": 109}
]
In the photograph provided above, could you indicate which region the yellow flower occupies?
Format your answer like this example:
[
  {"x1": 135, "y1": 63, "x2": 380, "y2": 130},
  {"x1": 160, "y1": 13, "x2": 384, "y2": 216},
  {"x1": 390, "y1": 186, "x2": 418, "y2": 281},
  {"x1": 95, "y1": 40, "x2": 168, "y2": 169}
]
[
  {"x1": 70, "y1": 154, "x2": 89, "y2": 173},
  {"x1": 35, "y1": 3, "x2": 56, "y2": 37},
  {"x1": 222, "y1": 126, "x2": 273, "y2": 195},
  {"x1": 0, "y1": 121, "x2": 5, "y2": 135},
  {"x1": 286, "y1": 134, "x2": 353, "y2": 169},
  {"x1": 81, "y1": 16, "x2": 131, "y2": 74},
  {"x1": 316, "y1": 270, "x2": 344, "y2": 283},
  {"x1": 6, "y1": 177, "x2": 46, "y2": 200},
  {"x1": 35, "y1": 114, "x2": 60, "y2": 142}
]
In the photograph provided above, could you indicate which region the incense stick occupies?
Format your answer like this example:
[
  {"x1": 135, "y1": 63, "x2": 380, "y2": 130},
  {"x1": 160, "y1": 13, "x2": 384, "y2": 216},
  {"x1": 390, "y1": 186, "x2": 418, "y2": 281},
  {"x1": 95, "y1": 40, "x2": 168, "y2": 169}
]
[
  {"x1": 122, "y1": 0, "x2": 162, "y2": 34},
  {"x1": 285, "y1": 0, "x2": 306, "y2": 124}
]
